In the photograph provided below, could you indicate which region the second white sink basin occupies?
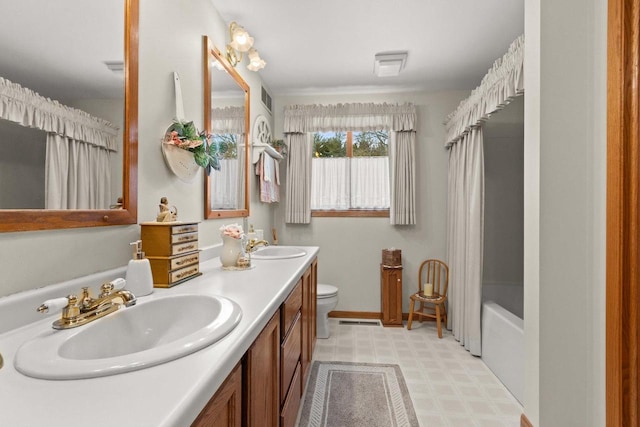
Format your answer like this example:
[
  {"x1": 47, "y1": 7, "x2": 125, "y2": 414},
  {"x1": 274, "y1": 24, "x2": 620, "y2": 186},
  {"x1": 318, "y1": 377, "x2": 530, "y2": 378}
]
[
  {"x1": 251, "y1": 246, "x2": 306, "y2": 260},
  {"x1": 14, "y1": 294, "x2": 242, "y2": 380}
]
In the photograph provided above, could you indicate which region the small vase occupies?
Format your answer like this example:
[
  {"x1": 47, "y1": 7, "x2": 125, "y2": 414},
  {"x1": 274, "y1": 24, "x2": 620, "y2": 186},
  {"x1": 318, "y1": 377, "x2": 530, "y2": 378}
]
[{"x1": 220, "y1": 234, "x2": 243, "y2": 268}]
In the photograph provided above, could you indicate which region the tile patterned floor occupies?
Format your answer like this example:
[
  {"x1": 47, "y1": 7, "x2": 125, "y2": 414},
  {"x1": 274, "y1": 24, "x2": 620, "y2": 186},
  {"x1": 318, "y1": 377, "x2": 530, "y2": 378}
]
[{"x1": 307, "y1": 318, "x2": 522, "y2": 427}]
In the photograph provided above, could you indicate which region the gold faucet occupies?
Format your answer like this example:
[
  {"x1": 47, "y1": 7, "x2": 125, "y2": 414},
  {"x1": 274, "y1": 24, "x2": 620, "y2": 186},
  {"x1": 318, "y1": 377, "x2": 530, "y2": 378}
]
[
  {"x1": 246, "y1": 238, "x2": 269, "y2": 253},
  {"x1": 37, "y1": 279, "x2": 136, "y2": 330}
]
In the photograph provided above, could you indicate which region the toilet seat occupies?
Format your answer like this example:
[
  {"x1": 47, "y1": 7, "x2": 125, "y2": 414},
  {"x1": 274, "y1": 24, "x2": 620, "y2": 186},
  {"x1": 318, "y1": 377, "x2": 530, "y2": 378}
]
[{"x1": 317, "y1": 284, "x2": 338, "y2": 299}]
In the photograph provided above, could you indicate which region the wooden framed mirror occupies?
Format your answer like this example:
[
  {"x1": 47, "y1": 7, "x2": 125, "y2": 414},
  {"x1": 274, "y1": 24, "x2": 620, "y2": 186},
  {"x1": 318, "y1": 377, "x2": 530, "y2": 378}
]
[
  {"x1": 203, "y1": 36, "x2": 250, "y2": 219},
  {"x1": 0, "y1": 0, "x2": 138, "y2": 232}
]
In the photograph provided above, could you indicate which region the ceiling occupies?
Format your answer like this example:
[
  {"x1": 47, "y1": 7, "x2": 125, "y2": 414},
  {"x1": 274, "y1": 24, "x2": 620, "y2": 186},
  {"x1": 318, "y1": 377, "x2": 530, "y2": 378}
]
[{"x1": 211, "y1": 0, "x2": 524, "y2": 95}]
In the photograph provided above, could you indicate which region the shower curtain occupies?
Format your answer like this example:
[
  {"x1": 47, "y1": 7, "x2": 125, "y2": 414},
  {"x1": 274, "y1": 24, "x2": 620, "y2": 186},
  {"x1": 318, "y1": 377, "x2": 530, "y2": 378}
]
[
  {"x1": 444, "y1": 35, "x2": 524, "y2": 355},
  {"x1": 447, "y1": 128, "x2": 484, "y2": 356}
]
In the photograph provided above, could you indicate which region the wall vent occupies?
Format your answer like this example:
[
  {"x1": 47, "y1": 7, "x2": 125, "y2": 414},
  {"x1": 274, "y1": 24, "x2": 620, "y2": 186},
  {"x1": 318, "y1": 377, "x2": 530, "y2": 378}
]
[{"x1": 261, "y1": 85, "x2": 272, "y2": 113}]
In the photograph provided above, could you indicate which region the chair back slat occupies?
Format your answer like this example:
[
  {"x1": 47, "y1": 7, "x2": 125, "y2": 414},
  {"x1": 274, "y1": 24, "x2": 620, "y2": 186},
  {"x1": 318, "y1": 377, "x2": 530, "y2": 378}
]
[{"x1": 418, "y1": 259, "x2": 449, "y2": 297}]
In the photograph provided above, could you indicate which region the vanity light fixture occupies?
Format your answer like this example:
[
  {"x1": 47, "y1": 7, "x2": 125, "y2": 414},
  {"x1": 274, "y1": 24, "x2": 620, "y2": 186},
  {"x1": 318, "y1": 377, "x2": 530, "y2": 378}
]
[
  {"x1": 225, "y1": 21, "x2": 266, "y2": 72},
  {"x1": 247, "y1": 48, "x2": 266, "y2": 71},
  {"x1": 373, "y1": 51, "x2": 408, "y2": 77}
]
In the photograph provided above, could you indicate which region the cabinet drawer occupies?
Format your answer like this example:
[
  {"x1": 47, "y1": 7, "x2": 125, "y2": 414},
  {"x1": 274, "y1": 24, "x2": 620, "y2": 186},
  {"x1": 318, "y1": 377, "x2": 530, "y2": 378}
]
[
  {"x1": 170, "y1": 232, "x2": 198, "y2": 244},
  {"x1": 280, "y1": 313, "x2": 301, "y2": 404},
  {"x1": 153, "y1": 263, "x2": 201, "y2": 288},
  {"x1": 171, "y1": 241, "x2": 199, "y2": 256},
  {"x1": 280, "y1": 362, "x2": 302, "y2": 427},
  {"x1": 141, "y1": 222, "x2": 199, "y2": 257},
  {"x1": 172, "y1": 224, "x2": 198, "y2": 234},
  {"x1": 170, "y1": 264, "x2": 200, "y2": 283},
  {"x1": 281, "y1": 280, "x2": 302, "y2": 339},
  {"x1": 148, "y1": 252, "x2": 200, "y2": 278}
]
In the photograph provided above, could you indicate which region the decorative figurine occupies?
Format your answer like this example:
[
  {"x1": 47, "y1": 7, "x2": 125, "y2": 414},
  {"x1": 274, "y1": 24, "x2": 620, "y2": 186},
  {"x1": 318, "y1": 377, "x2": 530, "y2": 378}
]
[{"x1": 157, "y1": 197, "x2": 178, "y2": 222}]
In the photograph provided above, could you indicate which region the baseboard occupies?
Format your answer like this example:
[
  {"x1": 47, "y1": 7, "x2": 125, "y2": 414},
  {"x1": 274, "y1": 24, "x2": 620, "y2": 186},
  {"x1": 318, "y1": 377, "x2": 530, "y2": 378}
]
[
  {"x1": 521, "y1": 413, "x2": 533, "y2": 427},
  {"x1": 329, "y1": 311, "x2": 437, "y2": 322},
  {"x1": 329, "y1": 311, "x2": 381, "y2": 319}
]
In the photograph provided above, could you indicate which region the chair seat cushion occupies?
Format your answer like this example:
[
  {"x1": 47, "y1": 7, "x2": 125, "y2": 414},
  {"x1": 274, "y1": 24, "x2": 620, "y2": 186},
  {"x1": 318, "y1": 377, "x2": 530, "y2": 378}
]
[{"x1": 410, "y1": 292, "x2": 446, "y2": 303}]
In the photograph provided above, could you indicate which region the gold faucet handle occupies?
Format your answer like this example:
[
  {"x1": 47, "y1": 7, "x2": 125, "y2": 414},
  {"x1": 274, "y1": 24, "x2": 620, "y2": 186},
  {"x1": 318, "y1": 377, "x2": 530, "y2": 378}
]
[
  {"x1": 99, "y1": 278, "x2": 127, "y2": 297},
  {"x1": 37, "y1": 297, "x2": 71, "y2": 314}
]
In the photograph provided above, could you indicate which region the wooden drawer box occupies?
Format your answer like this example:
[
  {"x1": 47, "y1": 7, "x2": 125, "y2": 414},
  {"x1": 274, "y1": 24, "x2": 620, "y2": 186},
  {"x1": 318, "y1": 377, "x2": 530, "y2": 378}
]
[
  {"x1": 280, "y1": 313, "x2": 301, "y2": 404},
  {"x1": 281, "y1": 281, "x2": 302, "y2": 339},
  {"x1": 147, "y1": 252, "x2": 201, "y2": 288},
  {"x1": 141, "y1": 222, "x2": 199, "y2": 257},
  {"x1": 141, "y1": 222, "x2": 200, "y2": 288}
]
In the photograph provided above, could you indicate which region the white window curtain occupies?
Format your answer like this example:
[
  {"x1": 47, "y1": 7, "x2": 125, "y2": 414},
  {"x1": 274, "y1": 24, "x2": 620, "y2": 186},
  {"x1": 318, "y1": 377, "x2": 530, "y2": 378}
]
[
  {"x1": 389, "y1": 131, "x2": 416, "y2": 225},
  {"x1": 284, "y1": 102, "x2": 416, "y2": 224},
  {"x1": 0, "y1": 76, "x2": 119, "y2": 209},
  {"x1": 351, "y1": 157, "x2": 390, "y2": 209},
  {"x1": 209, "y1": 107, "x2": 246, "y2": 210},
  {"x1": 211, "y1": 106, "x2": 245, "y2": 135},
  {"x1": 285, "y1": 133, "x2": 313, "y2": 224},
  {"x1": 211, "y1": 158, "x2": 239, "y2": 209},
  {"x1": 310, "y1": 157, "x2": 389, "y2": 210},
  {"x1": 443, "y1": 35, "x2": 523, "y2": 356},
  {"x1": 311, "y1": 158, "x2": 349, "y2": 210}
]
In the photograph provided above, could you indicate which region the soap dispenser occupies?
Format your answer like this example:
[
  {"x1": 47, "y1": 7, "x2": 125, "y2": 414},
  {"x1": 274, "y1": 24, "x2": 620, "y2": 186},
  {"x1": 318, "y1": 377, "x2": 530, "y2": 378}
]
[{"x1": 125, "y1": 240, "x2": 154, "y2": 296}]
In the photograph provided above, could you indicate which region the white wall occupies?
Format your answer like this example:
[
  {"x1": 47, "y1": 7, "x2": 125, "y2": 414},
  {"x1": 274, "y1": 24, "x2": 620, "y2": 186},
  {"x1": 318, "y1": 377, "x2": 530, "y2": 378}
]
[
  {"x1": 524, "y1": 0, "x2": 606, "y2": 425},
  {"x1": 0, "y1": 0, "x2": 273, "y2": 297},
  {"x1": 273, "y1": 90, "x2": 467, "y2": 314},
  {"x1": 0, "y1": 120, "x2": 46, "y2": 208}
]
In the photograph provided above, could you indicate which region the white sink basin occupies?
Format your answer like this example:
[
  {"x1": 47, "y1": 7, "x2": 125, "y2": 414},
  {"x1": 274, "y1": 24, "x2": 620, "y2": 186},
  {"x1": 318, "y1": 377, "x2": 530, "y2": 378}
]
[
  {"x1": 14, "y1": 294, "x2": 242, "y2": 380},
  {"x1": 251, "y1": 246, "x2": 307, "y2": 260}
]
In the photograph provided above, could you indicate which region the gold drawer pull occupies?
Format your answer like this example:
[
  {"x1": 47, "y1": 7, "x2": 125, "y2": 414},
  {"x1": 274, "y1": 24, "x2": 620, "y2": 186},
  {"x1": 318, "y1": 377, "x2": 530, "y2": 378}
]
[
  {"x1": 177, "y1": 235, "x2": 195, "y2": 242},
  {"x1": 176, "y1": 267, "x2": 198, "y2": 279},
  {"x1": 176, "y1": 256, "x2": 198, "y2": 266},
  {"x1": 177, "y1": 244, "x2": 196, "y2": 253}
]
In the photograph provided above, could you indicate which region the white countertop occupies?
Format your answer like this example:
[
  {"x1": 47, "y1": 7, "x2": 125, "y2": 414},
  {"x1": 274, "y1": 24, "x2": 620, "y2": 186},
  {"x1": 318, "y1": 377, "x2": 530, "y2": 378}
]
[{"x1": 0, "y1": 246, "x2": 319, "y2": 427}]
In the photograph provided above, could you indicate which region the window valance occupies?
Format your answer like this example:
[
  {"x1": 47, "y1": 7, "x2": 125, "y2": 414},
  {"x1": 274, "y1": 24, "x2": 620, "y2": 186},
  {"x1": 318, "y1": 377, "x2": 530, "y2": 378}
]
[
  {"x1": 211, "y1": 106, "x2": 245, "y2": 134},
  {"x1": 443, "y1": 35, "x2": 524, "y2": 148},
  {"x1": 0, "y1": 77, "x2": 119, "y2": 151},
  {"x1": 284, "y1": 102, "x2": 416, "y2": 133}
]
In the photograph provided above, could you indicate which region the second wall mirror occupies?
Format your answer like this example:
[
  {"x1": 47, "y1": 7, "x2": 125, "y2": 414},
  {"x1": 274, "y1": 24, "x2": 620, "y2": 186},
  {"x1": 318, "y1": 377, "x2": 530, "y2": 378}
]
[{"x1": 203, "y1": 36, "x2": 250, "y2": 219}]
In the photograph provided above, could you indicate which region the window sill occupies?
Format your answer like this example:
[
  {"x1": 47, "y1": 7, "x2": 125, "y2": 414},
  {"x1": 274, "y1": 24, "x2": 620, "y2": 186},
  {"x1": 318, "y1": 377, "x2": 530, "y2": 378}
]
[{"x1": 311, "y1": 210, "x2": 390, "y2": 218}]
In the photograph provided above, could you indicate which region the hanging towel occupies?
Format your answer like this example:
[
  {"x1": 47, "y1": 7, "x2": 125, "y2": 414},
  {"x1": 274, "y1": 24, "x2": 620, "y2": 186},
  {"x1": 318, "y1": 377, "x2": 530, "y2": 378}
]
[{"x1": 256, "y1": 152, "x2": 280, "y2": 203}]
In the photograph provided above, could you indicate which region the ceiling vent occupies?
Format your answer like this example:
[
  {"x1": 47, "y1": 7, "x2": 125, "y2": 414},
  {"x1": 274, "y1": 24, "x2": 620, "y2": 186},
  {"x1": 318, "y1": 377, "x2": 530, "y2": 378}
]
[{"x1": 373, "y1": 52, "x2": 408, "y2": 77}]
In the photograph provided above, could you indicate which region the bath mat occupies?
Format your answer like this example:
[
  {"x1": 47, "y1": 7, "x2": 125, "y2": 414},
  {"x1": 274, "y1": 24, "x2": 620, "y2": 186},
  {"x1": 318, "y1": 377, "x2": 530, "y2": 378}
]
[{"x1": 298, "y1": 361, "x2": 419, "y2": 427}]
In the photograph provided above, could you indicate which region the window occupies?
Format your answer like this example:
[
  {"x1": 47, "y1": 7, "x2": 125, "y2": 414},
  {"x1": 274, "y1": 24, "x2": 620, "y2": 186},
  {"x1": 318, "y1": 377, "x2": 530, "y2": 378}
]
[{"x1": 311, "y1": 130, "x2": 390, "y2": 216}]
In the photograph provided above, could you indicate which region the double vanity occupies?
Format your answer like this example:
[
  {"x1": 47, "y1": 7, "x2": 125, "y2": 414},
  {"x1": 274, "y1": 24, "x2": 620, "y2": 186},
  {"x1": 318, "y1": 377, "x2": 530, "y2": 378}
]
[{"x1": 0, "y1": 245, "x2": 318, "y2": 427}]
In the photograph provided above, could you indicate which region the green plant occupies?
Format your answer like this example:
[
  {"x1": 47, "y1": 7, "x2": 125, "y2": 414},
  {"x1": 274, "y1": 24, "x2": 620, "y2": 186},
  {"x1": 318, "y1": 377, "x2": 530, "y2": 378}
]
[
  {"x1": 270, "y1": 139, "x2": 287, "y2": 157},
  {"x1": 163, "y1": 120, "x2": 220, "y2": 174}
]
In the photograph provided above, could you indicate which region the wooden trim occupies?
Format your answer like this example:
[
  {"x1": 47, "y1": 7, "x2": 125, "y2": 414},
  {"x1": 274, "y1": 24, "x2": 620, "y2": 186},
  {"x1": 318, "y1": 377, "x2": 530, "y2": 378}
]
[
  {"x1": 203, "y1": 37, "x2": 250, "y2": 220},
  {"x1": 520, "y1": 413, "x2": 534, "y2": 427},
  {"x1": 312, "y1": 210, "x2": 389, "y2": 218},
  {"x1": 607, "y1": 0, "x2": 640, "y2": 426}
]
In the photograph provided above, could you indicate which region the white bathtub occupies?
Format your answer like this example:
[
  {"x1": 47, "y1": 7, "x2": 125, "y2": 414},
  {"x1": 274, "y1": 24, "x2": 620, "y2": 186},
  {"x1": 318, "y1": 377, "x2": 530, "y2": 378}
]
[{"x1": 481, "y1": 300, "x2": 524, "y2": 404}]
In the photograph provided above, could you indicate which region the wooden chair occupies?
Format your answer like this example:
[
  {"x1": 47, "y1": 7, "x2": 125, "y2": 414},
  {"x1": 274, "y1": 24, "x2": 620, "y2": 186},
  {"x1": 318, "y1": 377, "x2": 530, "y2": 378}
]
[{"x1": 407, "y1": 259, "x2": 449, "y2": 338}]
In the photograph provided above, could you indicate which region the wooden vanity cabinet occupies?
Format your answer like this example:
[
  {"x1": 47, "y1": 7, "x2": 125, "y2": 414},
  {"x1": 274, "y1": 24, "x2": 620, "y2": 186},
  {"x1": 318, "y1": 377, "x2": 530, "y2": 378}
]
[
  {"x1": 191, "y1": 362, "x2": 242, "y2": 427},
  {"x1": 193, "y1": 258, "x2": 318, "y2": 427},
  {"x1": 244, "y1": 311, "x2": 281, "y2": 427}
]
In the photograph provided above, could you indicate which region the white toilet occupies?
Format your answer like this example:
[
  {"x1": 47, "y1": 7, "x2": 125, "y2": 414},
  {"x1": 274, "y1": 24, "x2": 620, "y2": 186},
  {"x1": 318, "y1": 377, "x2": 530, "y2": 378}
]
[{"x1": 316, "y1": 283, "x2": 339, "y2": 339}]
